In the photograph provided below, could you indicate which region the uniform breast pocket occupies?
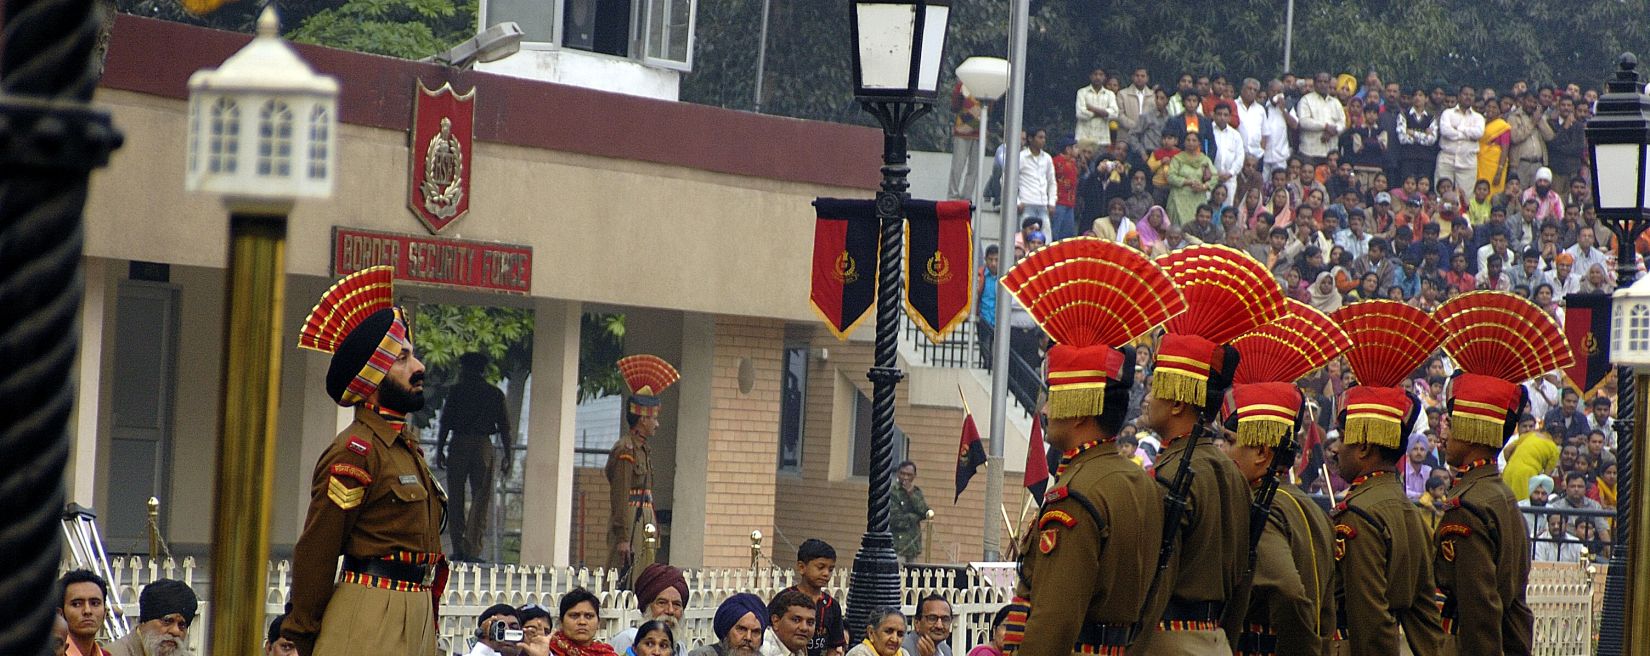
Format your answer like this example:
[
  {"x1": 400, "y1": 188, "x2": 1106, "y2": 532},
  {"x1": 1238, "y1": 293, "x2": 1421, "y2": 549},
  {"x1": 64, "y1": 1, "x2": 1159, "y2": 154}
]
[{"x1": 391, "y1": 477, "x2": 429, "y2": 504}]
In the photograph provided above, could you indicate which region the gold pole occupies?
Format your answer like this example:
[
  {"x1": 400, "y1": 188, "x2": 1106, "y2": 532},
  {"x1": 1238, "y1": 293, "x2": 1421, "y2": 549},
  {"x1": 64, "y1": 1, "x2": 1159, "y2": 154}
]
[
  {"x1": 147, "y1": 497, "x2": 160, "y2": 561},
  {"x1": 1628, "y1": 371, "x2": 1650, "y2": 654},
  {"x1": 922, "y1": 509, "x2": 935, "y2": 563},
  {"x1": 750, "y1": 530, "x2": 764, "y2": 569},
  {"x1": 208, "y1": 213, "x2": 287, "y2": 655}
]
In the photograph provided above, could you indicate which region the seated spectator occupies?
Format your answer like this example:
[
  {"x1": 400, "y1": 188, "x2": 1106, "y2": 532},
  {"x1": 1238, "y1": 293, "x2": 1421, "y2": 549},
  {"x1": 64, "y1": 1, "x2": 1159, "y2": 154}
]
[
  {"x1": 1092, "y1": 198, "x2": 1137, "y2": 244},
  {"x1": 1580, "y1": 263, "x2": 1612, "y2": 294},
  {"x1": 763, "y1": 589, "x2": 818, "y2": 656},
  {"x1": 266, "y1": 612, "x2": 295, "y2": 656},
  {"x1": 548, "y1": 588, "x2": 613, "y2": 656},
  {"x1": 627, "y1": 621, "x2": 677, "y2": 656},
  {"x1": 1402, "y1": 434, "x2": 1434, "y2": 501},
  {"x1": 1534, "y1": 514, "x2": 1583, "y2": 563},
  {"x1": 1504, "y1": 430, "x2": 1560, "y2": 501},
  {"x1": 1479, "y1": 254, "x2": 1512, "y2": 291},
  {"x1": 58, "y1": 569, "x2": 111, "y2": 656},
  {"x1": 904, "y1": 595, "x2": 953, "y2": 656},
  {"x1": 1520, "y1": 474, "x2": 1556, "y2": 533},
  {"x1": 521, "y1": 605, "x2": 554, "y2": 643},
  {"x1": 1591, "y1": 462, "x2": 1618, "y2": 511},
  {"x1": 966, "y1": 607, "x2": 1012, "y2": 656},
  {"x1": 1549, "y1": 472, "x2": 1609, "y2": 537},
  {"x1": 109, "y1": 579, "x2": 196, "y2": 656},
  {"x1": 690, "y1": 593, "x2": 769, "y2": 656},
  {"x1": 1417, "y1": 476, "x2": 1448, "y2": 531},
  {"x1": 1346, "y1": 272, "x2": 1380, "y2": 302},
  {"x1": 1573, "y1": 517, "x2": 1611, "y2": 560},
  {"x1": 54, "y1": 612, "x2": 71, "y2": 656},
  {"x1": 1442, "y1": 252, "x2": 1476, "y2": 295},
  {"x1": 1352, "y1": 237, "x2": 1397, "y2": 290},
  {"x1": 611, "y1": 564, "x2": 688, "y2": 655},
  {"x1": 847, "y1": 608, "x2": 909, "y2": 656},
  {"x1": 472, "y1": 603, "x2": 523, "y2": 656}
]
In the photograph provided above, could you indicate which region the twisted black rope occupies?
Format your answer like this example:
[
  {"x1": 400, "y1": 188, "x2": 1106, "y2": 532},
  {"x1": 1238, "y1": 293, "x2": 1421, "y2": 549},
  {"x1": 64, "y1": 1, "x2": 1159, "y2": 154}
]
[
  {"x1": 845, "y1": 99, "x2": 929, "y2": 632},
  {"x1": 0, "y1": 0, "x2": 120, "y2": 652}
]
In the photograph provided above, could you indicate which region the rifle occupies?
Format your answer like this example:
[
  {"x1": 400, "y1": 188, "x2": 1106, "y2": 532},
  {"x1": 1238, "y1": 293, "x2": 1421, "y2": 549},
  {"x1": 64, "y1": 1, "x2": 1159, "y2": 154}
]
[
  {"x1": 1143, "y1": 419, "x2": 1205, "y2": 614},
  {"x1": 1242, "y1": 428, "x2": 1300, "y2": 583}
]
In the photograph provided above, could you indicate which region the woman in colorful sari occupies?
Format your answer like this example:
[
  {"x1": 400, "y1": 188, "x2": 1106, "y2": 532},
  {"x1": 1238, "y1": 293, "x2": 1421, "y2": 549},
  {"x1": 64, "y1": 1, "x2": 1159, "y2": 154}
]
[
  {"x1": 1477, "y1": 99, "x2": 1512, "y2": 197},
  {"x1": 1164, "y1": 134, "x2": 1214, "y2": 225}
]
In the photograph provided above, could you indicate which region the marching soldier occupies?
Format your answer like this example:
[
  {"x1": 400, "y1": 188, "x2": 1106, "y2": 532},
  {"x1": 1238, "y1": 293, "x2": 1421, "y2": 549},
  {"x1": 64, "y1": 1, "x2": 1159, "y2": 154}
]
[
  {"x1": 1327, "y1": 301, "x2": 1445, "y2": 656},
  {"x1": 1432, "y1": 292, "x2": 1561, "y2": 655},
  {"x1": 1222, "y1": 302, "x2": 1347, "y2": 656},
  {"x1": 607, "y1": 354, "x2": 680, "y2": 586},
  {"x1": 1134, "y1": 245, "x2": 1281, "y2": 654},
  {"x1": 281, "y1": 266, "x2": 447, "y2": 656},
  {"x1": 997, "y1": 238, "x2": 1176, "y2": 655}
]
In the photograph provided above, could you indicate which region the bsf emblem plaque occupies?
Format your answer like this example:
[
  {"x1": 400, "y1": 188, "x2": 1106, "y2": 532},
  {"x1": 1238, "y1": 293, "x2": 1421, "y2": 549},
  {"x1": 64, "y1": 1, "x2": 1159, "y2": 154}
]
[{"x1": 409, "y1": 81, "x2": 475, "y2": 234}]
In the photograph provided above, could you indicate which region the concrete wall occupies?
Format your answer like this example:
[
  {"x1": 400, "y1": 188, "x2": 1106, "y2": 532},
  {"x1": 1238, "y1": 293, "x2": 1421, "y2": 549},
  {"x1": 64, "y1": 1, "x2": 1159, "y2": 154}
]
[{"x1": 476, "y1": 48, "x2": 681, "y2": 101}]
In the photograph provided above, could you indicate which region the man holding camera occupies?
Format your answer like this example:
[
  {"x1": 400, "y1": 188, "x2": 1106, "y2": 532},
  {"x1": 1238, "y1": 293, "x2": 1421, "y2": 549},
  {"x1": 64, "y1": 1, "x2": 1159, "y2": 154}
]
[{"x1": 469, "y1": 604, "x2": 524, "y2": 656}]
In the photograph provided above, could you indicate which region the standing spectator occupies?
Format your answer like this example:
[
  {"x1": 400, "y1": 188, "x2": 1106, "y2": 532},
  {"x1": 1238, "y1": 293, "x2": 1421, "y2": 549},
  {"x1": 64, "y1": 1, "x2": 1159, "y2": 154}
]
[
  {"x1": 1075, "y1": 68, "x2": 1118, "y2": 151},
  {"x1": 470, "y1": 604, "x2": 524, "y2": 656},
  {"x1": 1128, "y1": 88, "x2": 1169, "y2": 159},
  {"x1": 975, "y1": 245, "x2": 999, "y2": 367},
  {"x1": 1546, "y1": 97, "x2": 1588, "y2": 189},
  {"x1": 58, "y1": 570, "x2": 111, "y2": 656},
  {"x1": 1235, "y1": 78, "x2": 1267, "y2": 162},
  {"x1": 1165, "y1": 88, "x2": 1216, "y2": 159},
  {"x1": 1050, "y1": 138, "x2": 1080, "y2": 240},
  {"x1": 1477, "y1": 101, "x2": 1512, "y2": 196},
  {"x1": 1341, "y1": 105, "x2": 1388, "y2": 178},
  {"x1": 693, "y1": 594, "x2": 769, "y2": 656},
  {"x1": 763, "y1": 590, "x2": 819, "y2": 656},
  {"x1": 1397, "y1": 89, "x2": 1441, "y2": 182},
  {"x1": 891, "y1": 460, "x2": 931, "y2": 563},
  {"x1": 947, "y1": 82, "x2": 983, "y2": 200},
  {"x1": 902, "y1": 595, "x2": 953, "y2": 656},
  {"x1": 438, "y1": 351, "x2": 514, "y2": 562},
  {"x1": 521, "y1": 606, "x2": 553, "y2": 642},
  {"x1": 1016, "y1": 129, "x2": 1057, "y2": 229},
  {"x1": 1117, "y1": 68, "x2": 1154, "y2": 149},
  {"x1": 1416, "y1": 476, "x2": 1448, "y2": 531},
  {"x1": 108, "y1": 580, "x2": 196, "y2": 656},
  {"x1": 1549, "y1": 473, "x2": 1609, "y2": 537},
  {"x1": 1165, "y1": 131, "x2": 1215, "y2": 225},
  {"x1": 1401, "y1": 434, "x2": 1434, "y2": 501},
  {"x1": 1263, "y1": 80, "x2": 1297, "y2": 176},
  {"x1": 610, "y1": 564, "x2": 689, "y2": 655},
  {"x1": 1508, "y1": 93, "x2": 1551, "y2": 189},
  {"x1": 266, "y1": 613, "x2": 297, "y2": 656},
  {"x1": 785, "y1": 539, "x2": 847, "y2": 656},
  {"x1": 1295, "y1": 72, "x2": 1347, "y2": 166},
  {"x1": 1210, "y1": 103, "x2": 1244, "y2": 202},
  {"x1": 1436, "y1": 85, "x2": 1485, "y2": 193}
]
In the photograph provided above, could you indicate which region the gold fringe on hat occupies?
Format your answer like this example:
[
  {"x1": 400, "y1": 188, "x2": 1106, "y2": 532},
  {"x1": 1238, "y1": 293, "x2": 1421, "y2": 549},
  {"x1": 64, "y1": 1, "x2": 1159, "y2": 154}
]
[
  {"x1": 1047, "y1": 385, "x2": 1108, "y2": 420},
  {"x1": 1449, "y1": 413, "x2": 1507, "y2": 448},
  {"x1": 1342, "y1": 416, "x2": 1403, "y2": 449},
  {"x1": 1235, "y1": 417, "x2": 1294, "y2": 448},
  {"x1": 1151, "y1": 370, "x2": 1207, "y2": 407}
]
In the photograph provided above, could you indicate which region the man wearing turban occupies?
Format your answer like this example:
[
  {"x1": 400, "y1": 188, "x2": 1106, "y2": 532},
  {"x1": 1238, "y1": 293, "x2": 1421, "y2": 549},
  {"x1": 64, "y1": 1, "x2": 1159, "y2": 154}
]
[
  {"x1": 108, "y1": 579, "x2": 198, "y2": 656},
  {"x1": 687, "y1": 594, "x2": 769, "y2": 656},
  {"x1": 611, "y1": 564, "x2": 689, "y2": 654}
]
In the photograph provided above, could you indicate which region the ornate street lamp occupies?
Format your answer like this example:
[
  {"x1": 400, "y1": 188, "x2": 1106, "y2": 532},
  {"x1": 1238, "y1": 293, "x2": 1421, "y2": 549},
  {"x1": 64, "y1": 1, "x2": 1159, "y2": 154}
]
[
  {"x1": 186, "y1": 8, "x2": 337, "y2": 653},
  {"x1": 843, "y1": 0, "x2": 950, "y2": 631},
  {"x1": 1589, "y1": 52, "x2": 1650, "y2": 656}
]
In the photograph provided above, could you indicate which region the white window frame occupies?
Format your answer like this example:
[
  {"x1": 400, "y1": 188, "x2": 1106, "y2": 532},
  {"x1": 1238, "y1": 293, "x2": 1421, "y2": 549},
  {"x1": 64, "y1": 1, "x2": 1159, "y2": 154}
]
[{"x1": 641, "y1": 0, "x2": 695, "y2": 72}]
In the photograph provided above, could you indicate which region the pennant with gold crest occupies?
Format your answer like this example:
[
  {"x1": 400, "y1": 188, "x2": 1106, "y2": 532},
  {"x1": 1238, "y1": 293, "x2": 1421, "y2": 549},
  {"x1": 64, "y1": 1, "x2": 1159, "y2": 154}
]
[{"x1": 904, "y1": 199, "x2": 974, "y2": 343}]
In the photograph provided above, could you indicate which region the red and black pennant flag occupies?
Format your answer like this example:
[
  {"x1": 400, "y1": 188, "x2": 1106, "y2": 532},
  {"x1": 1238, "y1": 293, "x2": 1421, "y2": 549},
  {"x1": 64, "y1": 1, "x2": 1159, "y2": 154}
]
[
  {"x1": 1023, "y1": 416, "x2": 1049, "y2": 500},
  {"x1": 905, "y1": 199, "x2": 974, "y2": 343},
  {"x1": 955, "y1": 401, "x2": 986, "y2": 502},
  {"x1": 1564, "y1": 293, "x2": 1613, "y2": 397},
  {"x1": 810, "y1": 198, "x2": 880, "y2": 339}
]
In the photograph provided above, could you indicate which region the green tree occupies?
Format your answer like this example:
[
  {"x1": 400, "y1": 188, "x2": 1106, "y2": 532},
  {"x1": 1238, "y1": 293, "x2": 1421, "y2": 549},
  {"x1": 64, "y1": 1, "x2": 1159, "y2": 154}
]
[
  {"x1": 579, "y1": 313, "x2": 627, "y2": 402},
  {"x1": 288, "y1": 0, "x2": 478, "y2": 59}
]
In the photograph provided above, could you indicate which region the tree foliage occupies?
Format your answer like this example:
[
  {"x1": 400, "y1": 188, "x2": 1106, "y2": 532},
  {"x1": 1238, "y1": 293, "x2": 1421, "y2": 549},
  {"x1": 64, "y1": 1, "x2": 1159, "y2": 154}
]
[
  {"x1": 682, "y1": 0, "x2": 1650, "y2": 151},
  {"x1": 115, "y1": 0, "x2": 477, "y2": 61},
  {"x1": 578, "y1": 313, "x2": 627, "y2": 402}
]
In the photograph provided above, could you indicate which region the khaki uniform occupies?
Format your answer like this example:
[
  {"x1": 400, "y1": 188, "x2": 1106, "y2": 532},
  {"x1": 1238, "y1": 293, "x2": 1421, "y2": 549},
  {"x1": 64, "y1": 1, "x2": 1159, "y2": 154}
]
[
  {"x1": 1329, "y1": 472, "x2": 1443, "y2": 656},
  {"x1": 1132, "y1": 436, "x2": 1253, "y2": 655},
  {"x1": 282, "y1": 406, "x2": 447, "y2": 656},
  {"x1": 1014, "y1": 443, "x2": 1164, "y2": 655},
  {"x1": 606, "y1": 431, "x2": 656, "y2": 577},
  {"x1": 1433, "y1": 463, "x2": 1533, "y2": 655},
  {"x1": 1238, "y1": 484, "x2": 1336, "y2": 656}
]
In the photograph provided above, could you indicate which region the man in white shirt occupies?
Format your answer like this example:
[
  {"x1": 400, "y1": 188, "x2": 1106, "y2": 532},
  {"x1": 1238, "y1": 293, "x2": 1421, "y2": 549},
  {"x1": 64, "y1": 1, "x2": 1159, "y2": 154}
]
[
  {"x1": 1236, "y1": 78, "x2": 1269, "y2": 160},
  {"x1": 1334, "y1": 211, "x2": 1373, "y2": 261},
  {"x1": 1075, "y1": 68, "x2": 1119, "y2": 151},
  {"x1": 1564, "y1": 227, "x2": 1611, "y2": 286},
  {"x1": 1525, "y1": 373, "x2": 1561, "y2": 424},
  {"x1": 1262, "y1": 80, "x2": 1295, "y2": 176},
  {"x1": 1293, "y1": 71, "x2": 1346, "y2": 165},
  {"x1": 1017, "y1": 128, "x2": 1057, "y2": 227},
  {"x1": 1211, "y1": 103, "x2": 1244, "y2": 201},
  {"x1": 1117, "y1": 67, "x2": 1154, "y2": 149},
  {"x1": 1533, "y1": 514, "x2": 1582, "y2": 563},
  {"x1": 1476, "y1": 227, "x2": 1515, "y2": 277},
  {"x1": 468, "y1": 605, "x2": 522, "y2": 656},
  {"x1": 1436, "y1": 85, "x2": 1486, "y2": 194}
]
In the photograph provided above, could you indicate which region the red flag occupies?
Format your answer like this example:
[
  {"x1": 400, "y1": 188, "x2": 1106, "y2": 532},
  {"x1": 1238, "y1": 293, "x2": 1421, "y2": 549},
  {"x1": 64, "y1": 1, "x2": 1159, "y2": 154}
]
[
  {"x1": 1563, "y1": 293, "x2": 1613, "y2": 397},
  {"x1": 954, "y1": 409, "x2": 986, "y2": 502},
  {"x1": 810, "y1": 199, "x2": 879, "y2": 339},
  {"x1": 904, "y1": 199, "x2": 974, "y2": 343},
  {"x1": 1023, "y1": 417, "x2": 1049, "y2": 500}
]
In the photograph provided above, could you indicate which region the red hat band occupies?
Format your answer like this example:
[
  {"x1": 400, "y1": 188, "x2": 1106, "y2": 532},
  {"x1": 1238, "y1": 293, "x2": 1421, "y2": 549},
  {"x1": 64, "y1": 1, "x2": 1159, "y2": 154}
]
[
  {"x1": 1449, "y1": 373, "x2": 1520, "y2": 446},
  {"x1": 1045, "y1": 344, "x2": 1126, "y2": 419},
  {"x1": 1153, "y1": 334, "x2": 1218, "y2": 407},
  {"x1": 1342, "y1": 386, "x2": 1411, "y2": 449}
]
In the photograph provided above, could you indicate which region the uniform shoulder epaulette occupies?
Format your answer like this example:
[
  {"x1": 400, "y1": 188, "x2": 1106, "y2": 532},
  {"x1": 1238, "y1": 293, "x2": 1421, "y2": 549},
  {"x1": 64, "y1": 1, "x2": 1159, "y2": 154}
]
[
  {"x1": 346, "y1": 435, "x2": 371, "y2": 456},
  {"x1": 1044, "y1": 486, "x2": 1069, "y2": 505}
]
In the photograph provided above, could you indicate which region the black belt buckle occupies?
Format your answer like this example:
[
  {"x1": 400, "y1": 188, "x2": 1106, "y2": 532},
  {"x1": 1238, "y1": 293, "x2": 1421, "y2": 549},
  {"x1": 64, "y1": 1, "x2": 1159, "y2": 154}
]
[
  {"x1": 343, "y1": 555, "x2": 431, "y2": 585},
  {"x1": 1162, "y1": 599, "x2": 1224, "y2": 622},
  {"x1": 1076, "y1": 622, "x2": 1137, "y2": 647}
]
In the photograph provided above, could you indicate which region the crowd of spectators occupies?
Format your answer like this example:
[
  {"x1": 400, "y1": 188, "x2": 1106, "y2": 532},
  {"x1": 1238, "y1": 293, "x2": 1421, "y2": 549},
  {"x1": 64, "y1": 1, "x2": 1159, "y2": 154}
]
[{"x1": 969, "y1": 66, "x2": 1623, "y2": 565}]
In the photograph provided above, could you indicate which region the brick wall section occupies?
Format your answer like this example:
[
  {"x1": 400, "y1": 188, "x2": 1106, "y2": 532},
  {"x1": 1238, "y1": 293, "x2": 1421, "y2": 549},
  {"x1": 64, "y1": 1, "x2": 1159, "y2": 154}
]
[
  {"x1": 773, "y1": 329, "x2": 1017, "y2": 568},
  {"x1": 702, "y1": 317, "x2": 784, "y2": 567},
  {"x1": 571, "y1": 467, "x2": 610, "y2": 568}
]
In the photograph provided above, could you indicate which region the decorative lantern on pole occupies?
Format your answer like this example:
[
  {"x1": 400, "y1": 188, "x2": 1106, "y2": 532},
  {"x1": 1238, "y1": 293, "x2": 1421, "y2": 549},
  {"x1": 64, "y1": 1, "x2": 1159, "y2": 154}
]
[
  {"x1": 186, "y1": 7, "x2": 337, "y2": 653},
  {"x1": 1588, "y1": 52, "x2": 1650, "y2": 656},
  {"x1": 843, "y1": 0, "x2": 950, "y2": 632}
]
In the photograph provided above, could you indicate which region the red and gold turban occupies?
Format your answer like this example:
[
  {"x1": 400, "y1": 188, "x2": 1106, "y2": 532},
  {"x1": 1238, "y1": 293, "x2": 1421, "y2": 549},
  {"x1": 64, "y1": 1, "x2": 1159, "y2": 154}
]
[
  {"x1": 297, "y1": 266, "x2": 410, "y2": 406},
  {"x1": 1436, "y1": 292, "x2": 1573, "y2": 446}
]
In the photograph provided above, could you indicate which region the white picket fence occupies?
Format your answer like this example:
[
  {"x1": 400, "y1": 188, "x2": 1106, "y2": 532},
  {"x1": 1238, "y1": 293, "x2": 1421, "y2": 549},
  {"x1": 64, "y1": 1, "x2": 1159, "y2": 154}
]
[{"x1": 93, "y1": 556, "x2": 1592, "y2": 655}]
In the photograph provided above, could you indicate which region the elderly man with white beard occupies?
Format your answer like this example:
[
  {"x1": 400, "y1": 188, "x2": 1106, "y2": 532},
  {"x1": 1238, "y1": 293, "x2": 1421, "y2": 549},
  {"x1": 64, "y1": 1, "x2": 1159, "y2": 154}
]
[{"x1": 108, "y1": 579, "x2": 197, "y2": 656}]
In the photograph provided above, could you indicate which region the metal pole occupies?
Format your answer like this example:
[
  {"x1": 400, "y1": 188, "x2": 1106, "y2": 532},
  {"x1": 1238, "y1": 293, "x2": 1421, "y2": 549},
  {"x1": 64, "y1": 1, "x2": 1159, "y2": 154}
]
[
  {"x1": 0, "y1": 0, "x2": 122, "y2": 650},
  {"x1": 1283, "y1": 0, "x2": 1295, "y2": 73},
  {"x1": 753, "y1": 0, "x2": 771, "y2": 112},
  {"x1": 845, "y1": 98, "x2": 930, "y2": 632},
  {"x1": 209, "y1": 212, "x2": 288, "y2": 655},
  {"x1": 972, "y1": 101, "x2": 991, "y2": 284},
  {"x1": 986, "y1": 0, "x2": 1030, "y2": 562}
]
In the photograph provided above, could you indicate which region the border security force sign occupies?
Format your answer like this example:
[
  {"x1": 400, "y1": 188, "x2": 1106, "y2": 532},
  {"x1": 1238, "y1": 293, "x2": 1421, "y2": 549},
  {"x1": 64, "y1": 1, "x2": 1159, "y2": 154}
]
[{"x1": 410, "y1": 81, "x2": 476, "y2": 234}]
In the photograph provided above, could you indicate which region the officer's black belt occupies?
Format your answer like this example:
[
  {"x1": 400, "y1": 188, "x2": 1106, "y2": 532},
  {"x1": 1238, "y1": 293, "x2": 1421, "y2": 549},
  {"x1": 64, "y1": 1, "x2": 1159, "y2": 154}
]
[
  {"x1": 342, "y1": 555, "x2": 430, "y2": 584},
  {"x1": 1161, "y1": 599, "x2": 1224, "y2": 622},
  {"x1": 1076, "y1": 622, "x2": 1138, "y2": 647},
  {"x1": 1235, "y1": 631, "x2": 1278, "y2": 654}
]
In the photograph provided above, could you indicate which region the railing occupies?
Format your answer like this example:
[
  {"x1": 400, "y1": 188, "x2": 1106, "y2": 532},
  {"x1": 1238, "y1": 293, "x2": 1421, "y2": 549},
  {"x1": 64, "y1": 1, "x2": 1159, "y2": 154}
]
[
  {"x1": 86, "y1": 556, "x2": 1594, "y2": 655},
  {"x1": 902, "y1": 315, "x2": 983, "y2": 369}
]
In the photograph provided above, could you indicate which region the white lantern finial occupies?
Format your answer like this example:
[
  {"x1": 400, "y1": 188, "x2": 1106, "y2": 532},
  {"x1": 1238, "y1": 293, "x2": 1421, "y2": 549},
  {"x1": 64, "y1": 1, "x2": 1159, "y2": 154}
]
[{"x1": 185, "y1": 6, "x2": 339, "y2": 214}]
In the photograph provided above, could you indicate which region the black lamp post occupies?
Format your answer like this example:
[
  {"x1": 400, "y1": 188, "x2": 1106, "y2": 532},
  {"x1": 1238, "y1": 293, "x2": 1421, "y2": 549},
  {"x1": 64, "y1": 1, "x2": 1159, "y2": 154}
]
[
  {"x1": 843, "y1": 0, "x2": 950, "y2": 632},
  {"x1": 1587, "y1": 52, "x2": 1650, "y2": 656},
  {"x1": 0, "y1": 0, "x2": 123, "y2": 653}
]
